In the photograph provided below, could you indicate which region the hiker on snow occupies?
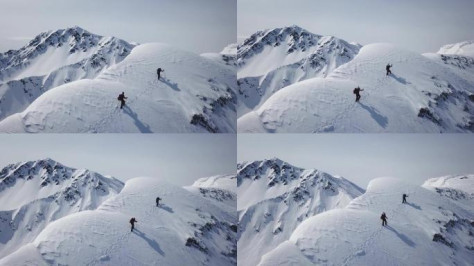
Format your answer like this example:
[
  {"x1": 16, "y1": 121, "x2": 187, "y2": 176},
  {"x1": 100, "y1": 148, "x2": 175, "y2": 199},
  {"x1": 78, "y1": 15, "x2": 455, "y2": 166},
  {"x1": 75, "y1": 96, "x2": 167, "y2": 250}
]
[
  {"x1": 381, "y1": 212, "x2": 388, "y2": 226},
  {"x1": 386, "y1": 64, "x2": 392, "y2": 76},
  {"x1": 130, "y1": 217, "x2": 137, "y2": 232},
  {"x1": 157, "y1": 68, "x2": 164, "y2": 80},
  {"x1": 402, "y1": 193, "x2": 408, "y2": 204},
  {"x1": 118, "y1": 92, "x2": 127, "y2": 109},
  {"x1": 156, "y1": 196, "x2": 161, "y2": 207},
  {"x1": 353, "y1": 86, "x2": 364, "y2": 102}
]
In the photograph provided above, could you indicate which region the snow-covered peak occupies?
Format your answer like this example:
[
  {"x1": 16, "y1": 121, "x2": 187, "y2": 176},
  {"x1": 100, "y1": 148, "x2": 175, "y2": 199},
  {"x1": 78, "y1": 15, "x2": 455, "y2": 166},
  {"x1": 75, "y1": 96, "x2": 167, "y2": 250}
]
[
  {"x1": 0, "y1": 158, "x2": 74, "y2": 193},
  {"x1": 187, "y1": 175, "x2": 237, "y2": 208},
  {"x1": 0, "y1": 27, "x2": 135, "y2": 122},
  {"x1": 221, "y1": 43, "x2": 237, "y2": 56},
  {"x1": 0, "y1": 159, "x2": 123, "y2": 259},
  {"x1": 260, "y1": 176, "x2": 474, "y2": 266},
  {"x1": 237, "y1": 158, "x2": 364, "y2": 211},
  {"x1": 236, "y1": 26, "x2": 361, "y2": 117},
  {"x1": 437, "y1": 40, "x2": 474, "y2": 57},
  {"x1": 237, "y1": 157, "x2": 304, "y2": 187},
  {"x1": 237, "y1": 159, "x2": 364, "y2": 266},
  {"x1": 0, "y1": 42, "x2": 237, "y2": 133},
  {"x1": 239, "y1": 42, "x2": 474, "y2": 133},
  {"x1": 1, "y1": 177, "x2": 236, "y2": 265},
  {"x1": 238, "y1": 25, "x2": 319, "y2": 60},
  {"x1": 0, "y1": 158, "x2": 123, "y2": 211},
  {"x1": 423, "y1": 175, "x2": 474, "y2": 194},
  {"x1": 237, "y1": 25, "x2": 360, "y2": 75},
  {"x1": 0, "y1": 26, "x2": 132, "y2": 78},
  {"x1": 422, "y1": 175, "x2": 474, "y2": 203},
  {"x1": 191, "y1": 174, "x2": 236, "y2": 193}
]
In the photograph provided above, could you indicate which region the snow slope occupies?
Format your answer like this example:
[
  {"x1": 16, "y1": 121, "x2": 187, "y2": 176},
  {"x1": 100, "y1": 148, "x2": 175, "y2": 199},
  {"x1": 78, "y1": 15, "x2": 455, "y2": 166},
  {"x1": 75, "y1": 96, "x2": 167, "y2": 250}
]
[
  {"x1": 0, "y1": 30, "x2": 237, "y2": 133},
  {"x1": 237, "y1": 158, "x2": 364, "y2": 266},
  {"x1": 259, "y1": 177, "x2": 474, "y2": 266},
  {"x1": 237, "y1": 26, "x2": 361, "y2": 116},
  {"x1": 0, "y1": 175, "x2": 237, "y2": 265},
  {"x1": 0, "y1": 26, "x2": 134, "y2": 121},
  {"x1": 0, "y1": 159, "x2": 124, "y2": 260},
  {"x1": 238, "y1": 42, "x2": 474, "y2": 133}
]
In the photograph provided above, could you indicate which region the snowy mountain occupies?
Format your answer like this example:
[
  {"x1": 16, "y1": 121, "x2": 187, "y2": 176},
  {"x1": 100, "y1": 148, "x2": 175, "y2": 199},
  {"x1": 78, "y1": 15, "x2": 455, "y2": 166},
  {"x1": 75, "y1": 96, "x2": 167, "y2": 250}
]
[
  {"x1": 437, "y1": 41, "x2": 474, "y2": 58},
  {"x1": 191, "y1": 174, "x2": 237, "y2": 193},
  {"x1": 0, "y1": 28, "x2": 237, "y2": 133},
  {"x1": 237, "y1": 27, "x2": 474, "y2": 133},
  {"x1": 0, "y1": 159, "x2": 124, "y2": 260},
  {"x1": 186, "y1": 174, "x2": 237, "y2": 209},
  {"x1": 0, "y1": 161, "x2": 237, "y2": 265},
  {"x1": 0, "y1": 26, "x2": 135, "y2": 121},
  {"x1": 201, "y1": 43, "x2": 237, "y2": 68},
  {"x1": 423, "y1": 175, "x2": 474, "y2": 208},
  {"x1": 258, "y1": 177, "x2": 474, "y2": 266},
  {"x1": 237, "y1": 26, "x2": 361, "y2": 116},
  {"x1": 0, "y1": 177, "x2": 237, "y2": 266},
  {"x1": 237, "y1": 158, "x2": 364, "y2": 266}
]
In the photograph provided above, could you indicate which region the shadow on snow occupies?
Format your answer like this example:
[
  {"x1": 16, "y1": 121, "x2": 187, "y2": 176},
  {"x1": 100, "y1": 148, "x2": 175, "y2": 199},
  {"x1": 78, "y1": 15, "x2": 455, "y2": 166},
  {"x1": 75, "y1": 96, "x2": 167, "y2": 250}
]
[
  {"x1": 158, "y1": 204, "x2": 174, "y2": 213},
  {"x1": 133, "y1": 229, "x2": 165, "y2": 256},
  {"x1": 161, "y1": 78, "x2": 180, "y2": 91},
  {"x1": 122, "y1": 105, "x2": 152, "y2": 133},
  {"x1": 358, "y1": 102, "x2": 388, "y2": 128},
  {"x1": 385, "y1": 225, "x2": 416, "y2": 247}
]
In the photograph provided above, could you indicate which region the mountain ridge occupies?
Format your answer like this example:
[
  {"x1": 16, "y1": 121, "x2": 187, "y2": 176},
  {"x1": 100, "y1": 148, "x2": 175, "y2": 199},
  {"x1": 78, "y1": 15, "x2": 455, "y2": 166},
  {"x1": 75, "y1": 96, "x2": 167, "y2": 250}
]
[{"x1": 237, "y1": 158, "x2": 364, "y2": 266}]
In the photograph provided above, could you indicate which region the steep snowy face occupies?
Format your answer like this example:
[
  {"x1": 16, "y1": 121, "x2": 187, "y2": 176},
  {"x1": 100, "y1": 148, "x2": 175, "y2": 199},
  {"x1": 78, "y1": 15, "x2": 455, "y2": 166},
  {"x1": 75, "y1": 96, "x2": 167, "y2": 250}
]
[
  {"x1": 438, "y1": 40, "x2": 474, "y2": 57},
  {"x1": 260, "y1": 177, "x2": 474, "y2": 266},
  {"x1": 239, "y1": 43, "x2": 474, "y2": 133},
  {"x1": 0, "y1": 43, "x2": 237, "y2": 133},
  {"x1": 237, "y1": 26, "x2": 361, "y2": 115},
  {"x1": 0, "y1": 26, "x2": 135, "y2": 120},
  {"x1": 0, "y1": 159, "x2": 124, "y2": 259},
  {"x1": 237, "y1": 158, "x2": 364, "y2": 266},
  {"x1": 0, "y1": 177, "x2": 237, "y2": 266}
]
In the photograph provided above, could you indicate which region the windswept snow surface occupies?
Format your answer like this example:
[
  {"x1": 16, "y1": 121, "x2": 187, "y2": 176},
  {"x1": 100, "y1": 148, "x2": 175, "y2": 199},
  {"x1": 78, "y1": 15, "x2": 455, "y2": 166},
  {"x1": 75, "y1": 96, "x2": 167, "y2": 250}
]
[
  {"x1": 0, "y1": 30, "x2": 237, "y2": 133},
  {"x1": 259, "y1": 177, "x2": 474, "y2": 266},
  {"x1": 0, "y1": 175, "x2": 237, "y2": 265},
  {"x1": 237, "y1": 158, "x2": 364, "y2": 266},
  {"x1": 239, "y1": 43, "x2": 474, "y2": 133},
  {"x1": 237, "y1": 27, "x2": 474, "y2": 133},
  {"x1": 0, "y1": 26, "x2": 134, "y2": 121},
  {"x1": 0, "y1": 159, "x2": 124, "y2": 260}
]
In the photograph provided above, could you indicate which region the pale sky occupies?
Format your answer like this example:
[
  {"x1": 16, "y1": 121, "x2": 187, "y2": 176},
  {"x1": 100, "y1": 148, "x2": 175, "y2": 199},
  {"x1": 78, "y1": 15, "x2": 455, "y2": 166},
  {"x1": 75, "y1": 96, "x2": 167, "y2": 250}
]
[
  {"x1": 0, "y1": 0, "x2": 236, "y2": 54},
  {"x1": 238, "y1": 134, "x2": 474, "y2": 189},
  {"x1": 0, "y1": 134, "x2": 236, "y2": 186},
  {"x1": 238, "y1": 0, "x2": 474, "y2": 53}
]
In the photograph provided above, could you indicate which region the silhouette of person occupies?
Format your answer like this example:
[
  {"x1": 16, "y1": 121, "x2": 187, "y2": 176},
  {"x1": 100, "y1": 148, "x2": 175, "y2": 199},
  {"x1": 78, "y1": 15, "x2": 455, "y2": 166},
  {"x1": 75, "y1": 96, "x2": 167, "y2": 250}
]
[
  {"x1": 354, "y1": 87, "x2": 364, "y2": 102},
  {"x1": 381, "y1": 212, "x2": 388, "y2": 226},
  {"x1": 130, "y1": 217, "x2": 137, "y2": 232}
]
